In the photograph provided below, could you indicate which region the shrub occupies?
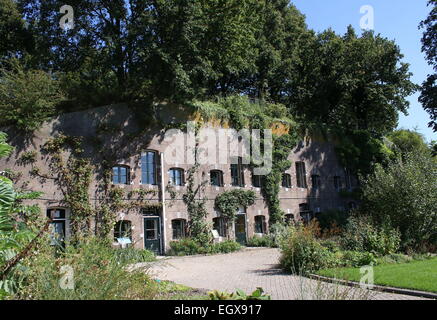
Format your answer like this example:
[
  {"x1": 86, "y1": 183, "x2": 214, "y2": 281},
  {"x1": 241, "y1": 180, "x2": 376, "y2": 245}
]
[
  {"x1": 341, "y1": 215, "x2": 401, "y2": 256},
  {"x1": 359, "y1": 152, "x2": 437, "y2": 250},
  {"x1": 316, "y1": 210, "x2": 349, "y2": 231},
  {"x1": 112, "y1": 247, "x2": 155, "y2": 265},
  {"x1": 168, "y1": 238, "x2": 241, "y2": 256},
  {"x1": 340, "y1": 251, "x2": 376, "y2": 267},
  {"x1": 14, "y1": 237, "x2": 157, "y2": 300},
  {"x1": 247, "y1": 236, "x2": 273, "y2": 247},
  {"x1": 268, "y1": 222, "x2": 294, "y2": 248},
  {"x1": 279, "y1": 225, "x2": 335, "y2": 274},
  {"x1": 377, "y1": 253, "x2": 413, "y2": 265}
]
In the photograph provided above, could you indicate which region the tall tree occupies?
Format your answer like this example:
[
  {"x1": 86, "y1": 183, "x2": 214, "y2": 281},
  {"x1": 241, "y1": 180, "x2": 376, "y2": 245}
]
[{"x1": 419, "y1": 0, "x2": 437, "y2": 132}]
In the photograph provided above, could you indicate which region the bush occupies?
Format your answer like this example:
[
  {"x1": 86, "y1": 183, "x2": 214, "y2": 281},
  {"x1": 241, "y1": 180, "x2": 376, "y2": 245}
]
[
  {"x1": 377, "y1": 253, "x2": 413, "y2": 265},
  {"x1": 279, "y1": 225, "x2": 335, "y2": 274},
  {"x1": 169, "y1": 238, "x2": 241, "y2": 256},
  {"x1": 112, "y1": 247, "x2": 155, "y2": 265},
  {"x1": 341, "y1": 215, "x2": 401, "y2": 256},
  {"x1": 247, "y1": 236, "x2": 273, "y2": 247},
  {"x1": 340, "y1": 251, "x2": 376, "y2": 267},
  {"x1": 316, "y1": 210, "x2": 349, "y2": 231},
  {"x1": 14, "y1": 237, "x2": 157, "y2": 300}
]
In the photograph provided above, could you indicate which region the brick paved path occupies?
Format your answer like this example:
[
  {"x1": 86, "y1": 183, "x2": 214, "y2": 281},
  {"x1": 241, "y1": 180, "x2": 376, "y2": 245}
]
[{"x1": 148, "y1": 247, "x2": 425, "y2": 300}]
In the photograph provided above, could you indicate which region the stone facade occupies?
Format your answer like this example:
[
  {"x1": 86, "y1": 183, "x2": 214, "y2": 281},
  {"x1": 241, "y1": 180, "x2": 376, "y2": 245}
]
[{"x1": 0, "y1": 104, "x2": 356, "y2": 255}]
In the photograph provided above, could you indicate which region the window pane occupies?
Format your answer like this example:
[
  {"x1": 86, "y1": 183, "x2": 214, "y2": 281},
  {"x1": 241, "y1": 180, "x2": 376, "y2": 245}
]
[{"x1": 142, "y1": 152, "x2": 156, "y2": 185}]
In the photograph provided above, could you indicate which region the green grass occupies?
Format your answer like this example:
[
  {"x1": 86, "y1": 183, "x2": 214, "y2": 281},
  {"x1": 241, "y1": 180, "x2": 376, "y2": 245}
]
[
  {"x1": 155, "y1": 281, "x2": 208, "y2": 300},
  {"x1": 317, "y1": 257, "x2": 437, "y2": 293}
]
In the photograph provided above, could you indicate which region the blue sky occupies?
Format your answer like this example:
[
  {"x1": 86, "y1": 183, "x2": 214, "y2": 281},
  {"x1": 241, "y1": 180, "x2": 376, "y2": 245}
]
[{"x1": 292, "y1": 0, "x2": 436, "y2": 143}]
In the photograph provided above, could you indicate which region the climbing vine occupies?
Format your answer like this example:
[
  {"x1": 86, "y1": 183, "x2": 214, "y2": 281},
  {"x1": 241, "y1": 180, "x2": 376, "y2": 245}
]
[{"x1": 214, "y1": 189, "x2": 256, "y2": 237}]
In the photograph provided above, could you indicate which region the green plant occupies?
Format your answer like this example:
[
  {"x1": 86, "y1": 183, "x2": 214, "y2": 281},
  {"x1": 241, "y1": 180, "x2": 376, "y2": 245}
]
[
  {"x1": 247, "y1": 235, "x2": 273, "y2": 247},
  {"x1": 168, "y1": 239, "x2": 241, "y2": 256},
  {"x1": 340, "y1": 250, "x2": 376, "y2": 267},
  {"x1": 112, "y1": 247, "x2": 155, "y2": 265},
  {"x1": 208, "y1": 287, "x2": 270, "y2": 300},
  {"x1": 279, "y1": 225, "x2": 335, "y2": 274},
  {"x1": 341, "y1": 215, "x2": 401, "y2": 256},
  {"x1": 14, "y1": 237, "x2": 157, "y2": 300},
  {"x1": 377, "y1": 253, "x2": 413, "y2": 265}
]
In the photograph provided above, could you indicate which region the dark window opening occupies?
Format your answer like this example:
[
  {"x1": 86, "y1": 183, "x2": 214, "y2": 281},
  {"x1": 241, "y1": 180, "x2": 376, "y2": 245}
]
[
  {"x1": 282, "y1": 173, "x2": 292, "y2": 188},
  {"x1": 285, "y1": 214, "x2": 294, "y2": 224},
  {"x1": 295, "y1": 162, "x2": 307, "y2": 188},
  {"x1": 311, "y1": 175, "x2": 321, "y2": 190},
  {"x1": 252, "y1": 174, "x2": 264, "y2": 188},
  {"x1": 210, "y1": 170, "x2": 224, "y2": 187},
  {"x1": 230, "y1": 157, "x2": 244, "y2": 187},
  {"x1": 334, "y1": 176, "x2": 342, "y2": 192},
  {"x1": 172, "y1": 219, "x2": 186, "y2": 240},
  {"x1": 254, "y1": 215, "x2": 267, "y2": 234},
  {"x1": 299, "y1": 203, "x2": 313, "y2": 224}
]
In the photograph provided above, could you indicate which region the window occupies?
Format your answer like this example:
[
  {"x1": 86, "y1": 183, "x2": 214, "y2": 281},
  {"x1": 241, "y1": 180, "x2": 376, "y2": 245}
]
[
  {"x1": 295, "y1": 162, "x2": 307, "y2": 188},
  {"x1": 230, "y1": 157, "x2": 244, "y2": 187},
  {"x1": 299, "y1": 203, "x2": 313, "y2": 224},
  {"x1": 285, "y1": 214, "x2": 294, "y2": 224},
  {"x1": 252, "y1": 174, "x2": 263, "y2": 188},
  {"x1": 213, "y1": 217, "x2": 227, "y2": 237},
  {"x1": 141, "y1": 151, "x2": 157, "y2": 185},
  {"x1": 333, "y1": 176, "x2": 342, "y2": 192},
  {"x1": 254, "y1": 215, "x2": 266, "y2": 234},
  {"x1": 114, "y1": 220, "x2": 132, "y2": 241},
  {"x1": 282, "y1": 173, "x2": 292, "y2": 188},
  {"x1": 311, "y1": 175, "x2": 321, "y2": 190},
  {"x1": 210, "y1": 170, "x2": 224, "y2": 187},
  {"x1": 169, "y1": 168, "x2": 184, "y2": 186},
  {"x1": 348, "y1": 202, "x2": 357, "y2": 210},
  {"x1": 172, "y1": 219, "x2": 186, "y2": 240},
  {"x1": 345, "y1": 168, "x2": 352, "y2": 190},
  {"x1": 47, "y1": 209, "x2": 66, "y2": 245},
  {"x1": 112, "y1": 165, "x2": 130, "y2": 185}
]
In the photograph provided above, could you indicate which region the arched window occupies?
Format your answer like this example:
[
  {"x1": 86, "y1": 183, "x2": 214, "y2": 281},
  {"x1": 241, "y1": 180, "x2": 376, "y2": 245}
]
[
  {"x1": 311, "y1": 175, "x2": 321, "y2": 190},
  {"x1": 171, "y1": 219, "x2": 187, "y2": 239},
  {"x1": 282, "y1": 173, "x2": 292, "y2": 188},
  {"x1": 141, "y1": 150, "x2": 158, "y2": 185},
  {"x1": 210, "y1": 170, "x2": 224, "y2": 187},
  {"x1": 169, "y1": 168, "x2": 184, "y2": 186},
  {"x1": 114, "y1": 220, "x2": 132, "y2": 241},
  {"x1": 254, "y1": 215, "x2": 266, "y2": 234},
  {"x1": 112, "y1": 165, "x2": 130, "y2": 185}
]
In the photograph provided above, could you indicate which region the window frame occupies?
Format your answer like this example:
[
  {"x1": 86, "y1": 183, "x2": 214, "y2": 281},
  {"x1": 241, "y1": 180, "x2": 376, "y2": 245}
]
[
  {"x1": 114, "y1": 220, "x2": 132, "y2": 241},
  {"x1": 282, "y1": 173, "x2": 292, "y2": 188},
  {"x1": 295, "y1": 162, "x2": 308, "y2": 188},
  {"x1": 213, "y1": 217, "x2": 227, "y2": 237},
  {"x1": 254, "y1": 215, "x2": 266, "y2": 234},
  {"x1": 112, "y1": 165, "x2": 130, "y2": 185},
  {"x1": 169, "y1": 168, "x2": 185, "y2": 186},
  {"x1": 171, "y1": 219, "x2": 187, "y2": 240},
  {"x1": 141, "y1": 150, "x2": 158, "y2": 185},
  {"x1": 210, "y1": 170, "x2": 224, "y2": 187},
  {"x1": 230, "y1": 157, "x2": 245, "y2": 187}
]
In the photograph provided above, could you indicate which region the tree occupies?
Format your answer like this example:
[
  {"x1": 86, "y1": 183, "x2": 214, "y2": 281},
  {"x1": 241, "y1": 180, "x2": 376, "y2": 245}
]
[
  {"x1": 419, "y1": 0, "x2": 437, "y2": 132},
  {"x1": 290, "y1": 27, "x2": 417, "y2": 136},
  {"x1": 360, "y1": 152, "x2": 437, "y2": 250},
  {"x1": 387, "y1": 129, "x2": 431, "y2": 158},
  {"x1": 0, "y1": 61, "x2": 64, "y2": 132},
  {"x1": 0, "y1": 0, "x2": 33, "y2": 62}
]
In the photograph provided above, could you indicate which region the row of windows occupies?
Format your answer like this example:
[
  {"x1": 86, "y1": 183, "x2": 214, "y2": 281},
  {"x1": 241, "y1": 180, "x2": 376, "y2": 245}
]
[{"x1": 112, "y1": 153, "x2": 352, "y2": 191}]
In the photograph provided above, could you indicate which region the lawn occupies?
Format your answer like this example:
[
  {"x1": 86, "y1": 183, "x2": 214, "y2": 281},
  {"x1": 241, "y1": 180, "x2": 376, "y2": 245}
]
[{"x1": 317, "y1": 257, "x2": 437, "y2": 293}]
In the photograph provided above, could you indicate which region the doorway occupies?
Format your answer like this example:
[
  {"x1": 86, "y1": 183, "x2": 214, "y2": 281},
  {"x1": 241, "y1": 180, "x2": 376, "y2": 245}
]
[
  {"x1": 144, "y1": 216, "x2": 161, "y2": 254},
  {"x1": 234, "y1": 214, "x2": 247, "y2": 245}
]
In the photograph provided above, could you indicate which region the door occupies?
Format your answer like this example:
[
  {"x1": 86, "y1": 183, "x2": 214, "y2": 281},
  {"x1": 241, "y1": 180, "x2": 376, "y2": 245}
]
[
  {"x1": 144, "y1": 217, "x2": 161, "y2": 254},
  {"x1": 235, "y1": 214, "x2": 247, "y2": 245}
]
